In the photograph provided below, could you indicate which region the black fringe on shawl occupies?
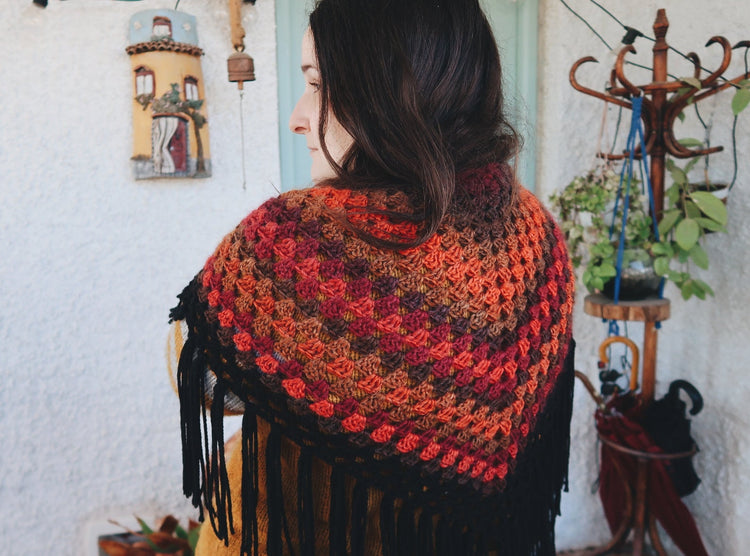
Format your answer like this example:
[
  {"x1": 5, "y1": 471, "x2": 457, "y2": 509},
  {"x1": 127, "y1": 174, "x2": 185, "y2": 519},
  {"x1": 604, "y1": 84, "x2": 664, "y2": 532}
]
[
  {"x1": 350, "y1": 479, "x2": 369, "y2": 556},
  {"x1": 173, "y1": 279, "x2": 575, "y2": 556},
  {"x1": 241, "y1": 411, "x2": 259, "y2": 556},
  {"x1": 297, "y1": 448, "x2": 315, "y2": 556}
]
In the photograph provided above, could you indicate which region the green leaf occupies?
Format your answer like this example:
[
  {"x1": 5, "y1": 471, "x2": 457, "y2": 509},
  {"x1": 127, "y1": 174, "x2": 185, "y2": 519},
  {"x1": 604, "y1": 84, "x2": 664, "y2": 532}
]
[
  {"x1": 694, "y1": 279, "x2": 715, "y2": 297},
  {"x1": 684, "y1": 156, "x2": 700, "y2": 174},
  {"x1": 668, "y1": 163, "x2": 688, "y2": 186},
  {"x1": 583, "y1": 269, "x2": 593, "y2": 287},
  {"x1": 651, "y1": 242, "x2": 673, "y2": 257},
  {"x1": 691, "y1": 191, "x2": 728, "y2": 225},
  {"x1": 666, "y1": 269, "x2": 687, "y2": 283},
  {"x1": 654, "y1": 256, "x2": 670, "y2": 275},
  {"x1": 732, "y1": 88, "x2": 750, "y2": 115},
  {"x1": 689, "y1": 244, "x2": 709, "y2": 269},
  {"x1": 591, "y1": 276, "x2": 605, "y2": 292},
  {"x1": 137, "y1": 517, "x2": 154, "y2": 535},
  {"x1": 684, "y1": 200, "x2": 701, "y2": 219},
  {"x1": 175, "y1": 525, "x2": 188, "y2": 540},
  {"x1": 188, "y1": 525, "x2": 201, "y2": 550},
  {"x1": 693, "y1": 282, "x2": 707, "y2": 300},
  {"x1": 675, "y1": 218, "x2": 700, "y2": 251},
  {"x1": 681, "y1": 76, "x2": 702, "y2": 89},
  {"x1": 591, "y1": 241, "x2": 615, "y2": 257},
  {"x1": 658, "y1": 209, "x2": 681, "y2": 236},
  {"x1": 596, "y1": 263, "x2": 617, "y2": 278},
  {"x1": 678, "y1": 137, "x2": 703, "y2": 147},
  {"x1": 666, "y1": 184, "x2": 681, "y2": 205},
  {"x1": 677, "y1": 248, "x2": 691, "y2": 264},
  {"x1": 677, "y1": 111, "x2": 686, "y2": 122},
  {"x1": 694, "y1": 217, "x2": 726, "y2": 232},
  {"x1": 680, "y1": 280, "x2": 695, "y2": 300}
]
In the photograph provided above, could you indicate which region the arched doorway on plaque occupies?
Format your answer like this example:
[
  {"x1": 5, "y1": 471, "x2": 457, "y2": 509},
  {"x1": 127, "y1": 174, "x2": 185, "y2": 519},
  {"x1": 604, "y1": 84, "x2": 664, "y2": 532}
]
[{"x1": 151, "y1": 114, "x2": 189, "y2": 176}]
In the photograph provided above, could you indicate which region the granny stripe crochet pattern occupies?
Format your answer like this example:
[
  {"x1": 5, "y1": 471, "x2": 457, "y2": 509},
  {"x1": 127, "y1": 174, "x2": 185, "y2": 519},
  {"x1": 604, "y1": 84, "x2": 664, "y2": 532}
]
[{"x1": 171, "y1": 163, "x2": 576, "y2": 555}]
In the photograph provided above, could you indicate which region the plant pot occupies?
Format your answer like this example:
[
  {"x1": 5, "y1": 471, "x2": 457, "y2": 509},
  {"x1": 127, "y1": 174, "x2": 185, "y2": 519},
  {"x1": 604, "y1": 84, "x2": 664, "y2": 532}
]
[
  {"x1": 689, "y1": 181, "x2": 729, "y2": 204},
  {"x1": 602, "y1": 258, "x2": 662, "y2": 301}
]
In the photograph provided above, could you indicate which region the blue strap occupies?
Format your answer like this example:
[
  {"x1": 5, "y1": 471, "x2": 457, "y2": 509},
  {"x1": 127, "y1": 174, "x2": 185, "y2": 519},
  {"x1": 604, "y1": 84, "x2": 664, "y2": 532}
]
[
  {"x1": 634, "y1": 116, "x2": 666, "y2": 300},
  {"x1": 609, "y1": 97, "x2": 641, "y2": 303},
  {"x1": 608, "y1": 96, "x2": 664, "y2": 304}
]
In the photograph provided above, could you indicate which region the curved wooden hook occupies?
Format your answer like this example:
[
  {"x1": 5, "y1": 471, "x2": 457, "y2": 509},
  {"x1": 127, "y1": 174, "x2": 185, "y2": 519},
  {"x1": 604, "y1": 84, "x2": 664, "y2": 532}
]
[
  {"x1": 614, "y1": 45, "x2": 642, "y2": 97},
  {"x1": 666, "y1": 52, "x2": 702, "y2": 113},
  {"x1": 574, "y1": 371, "x2": 606, "y2": 410},
  {"x1": 687, "y1": 52, "x2": 701, "y2": 80},
  {"x1": 701, "y1": 36, "x2": 732, "y2": 88},
  {"x1": 662, "y1": 92, "x2": 723, "y2": 158},
  {"x1": 687, "y1": 42, "x2": 748, "y2": 105},
  {"x1": 599, "y1": 336, "x2": 639, "y2": 393},
  {"x1": 664, "y1": 134, "x2": 723, "y2": 159},
  {"x1": 570, "y1": 56, "x2": 633, "y2": 109}
]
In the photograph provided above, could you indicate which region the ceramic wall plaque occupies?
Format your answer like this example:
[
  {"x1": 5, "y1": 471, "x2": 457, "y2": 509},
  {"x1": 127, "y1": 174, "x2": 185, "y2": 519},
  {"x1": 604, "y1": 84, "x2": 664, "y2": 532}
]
[{"x1": 126, "y1": 9, "x2": 211, "y2": 179}]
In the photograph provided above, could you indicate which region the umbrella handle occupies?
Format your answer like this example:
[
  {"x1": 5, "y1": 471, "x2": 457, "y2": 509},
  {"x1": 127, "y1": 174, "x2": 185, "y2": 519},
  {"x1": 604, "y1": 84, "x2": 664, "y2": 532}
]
[{"x1": 599, "y1": 336, "x2": 640, "y2": 392}]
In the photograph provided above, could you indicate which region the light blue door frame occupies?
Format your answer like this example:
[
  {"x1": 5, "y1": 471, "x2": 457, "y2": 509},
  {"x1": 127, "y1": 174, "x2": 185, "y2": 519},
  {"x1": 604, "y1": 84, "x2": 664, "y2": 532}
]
[
  {"x1": 275, "y1": 0, "x2": 539, "y2": 191},
  {"x1": 481, "y1": 0, "x2": 539, "y2": 192},
  {"x1": 275, "y1": 0, "x2": 312, "y2": 191}
]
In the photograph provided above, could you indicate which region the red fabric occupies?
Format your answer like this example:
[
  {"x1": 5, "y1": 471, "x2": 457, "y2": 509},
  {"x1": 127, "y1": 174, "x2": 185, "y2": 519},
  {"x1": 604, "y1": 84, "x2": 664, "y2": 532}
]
[{"x1": 596, "y1": 402, "x2": 708, "y2": 556}]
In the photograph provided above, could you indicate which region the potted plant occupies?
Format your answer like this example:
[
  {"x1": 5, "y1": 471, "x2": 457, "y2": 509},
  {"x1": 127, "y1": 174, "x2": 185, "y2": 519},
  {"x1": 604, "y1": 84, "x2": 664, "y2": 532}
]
[
  {"x1": 651, "y1": 156, "x2": 729, "y2": 300},
  {"x1": 550, "y1": 165, "x2": 659, "y2": 299},
  {"x1": 98, "y1": 515, "x2": 200, "y2": 556},
  {"x1": 550, "y1": 158, "x2": 728, "y2": 301}
]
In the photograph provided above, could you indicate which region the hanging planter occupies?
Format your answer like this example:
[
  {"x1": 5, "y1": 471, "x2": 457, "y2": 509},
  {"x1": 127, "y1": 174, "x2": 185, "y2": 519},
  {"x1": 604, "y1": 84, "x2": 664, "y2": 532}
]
[
  {"x1": 552, "y1": 97, "x2": 731, "y2": 302},
  {"x1": 601, "y1": 250, "x2": 661, "y2": 301},
  {"x1": 550, "y1": 166, "x2": 659, "y2": 300}
]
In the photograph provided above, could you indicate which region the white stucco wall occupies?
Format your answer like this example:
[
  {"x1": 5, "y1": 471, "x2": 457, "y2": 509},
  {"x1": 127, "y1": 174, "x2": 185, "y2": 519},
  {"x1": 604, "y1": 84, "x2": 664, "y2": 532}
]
[
  {"x1": 2, "y1": 0, "x2": 748, "y2": 555},
  {"x1": 537, "y1": 1, "x2": 750, "y2": 554},
  {"x1": 0, "y1": 1, "x2": 279, "y2": 554}
]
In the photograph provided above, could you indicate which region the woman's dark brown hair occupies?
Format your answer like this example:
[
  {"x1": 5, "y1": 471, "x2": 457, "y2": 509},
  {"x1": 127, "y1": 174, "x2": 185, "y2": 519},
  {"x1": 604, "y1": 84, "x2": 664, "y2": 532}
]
[{"x1": 309, "y1": 0, "x2": 520, "y2": 247}]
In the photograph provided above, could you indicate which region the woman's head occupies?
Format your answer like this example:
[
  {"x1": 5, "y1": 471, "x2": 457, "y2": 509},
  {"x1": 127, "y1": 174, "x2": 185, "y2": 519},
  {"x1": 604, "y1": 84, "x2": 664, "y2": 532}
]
[
  {"x1": 293, "y1": 0, "x2": 519, "y2": 245},
  {"x1": 289, "y1": 29, "x2": 354, "y2": 183}
]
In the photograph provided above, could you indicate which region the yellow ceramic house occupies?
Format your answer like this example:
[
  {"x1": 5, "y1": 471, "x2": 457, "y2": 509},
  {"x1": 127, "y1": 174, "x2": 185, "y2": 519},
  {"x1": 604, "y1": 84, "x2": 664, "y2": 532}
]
[{"x1": 127, "y1": 9, "x2": 211, "y2": 179}]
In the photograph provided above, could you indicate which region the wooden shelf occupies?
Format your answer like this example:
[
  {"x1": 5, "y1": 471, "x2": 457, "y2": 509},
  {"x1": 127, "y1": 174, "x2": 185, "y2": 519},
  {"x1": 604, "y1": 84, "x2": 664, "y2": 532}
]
[{"x1": 583, "y1": 294, "x2": 670, "y2": 323}]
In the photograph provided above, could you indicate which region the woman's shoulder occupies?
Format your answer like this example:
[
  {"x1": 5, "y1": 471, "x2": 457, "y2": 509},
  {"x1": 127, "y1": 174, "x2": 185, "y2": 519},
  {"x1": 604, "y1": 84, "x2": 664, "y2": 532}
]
[
  {"x1": 219, "y1": 186, "x2": 350, "y2": 252},
  {"x1": 235, "y1": 185, "x2": 383, "y2": 234},
  {"x1": 202, "y1": 185, "x2": 408, "y2": 283}
]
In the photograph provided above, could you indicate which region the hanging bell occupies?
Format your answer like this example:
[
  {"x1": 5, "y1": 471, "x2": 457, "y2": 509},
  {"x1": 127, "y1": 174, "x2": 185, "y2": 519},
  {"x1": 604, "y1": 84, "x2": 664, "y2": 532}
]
[{"x1": 227, "y1": 50, "x2": 255, "y2": 90}]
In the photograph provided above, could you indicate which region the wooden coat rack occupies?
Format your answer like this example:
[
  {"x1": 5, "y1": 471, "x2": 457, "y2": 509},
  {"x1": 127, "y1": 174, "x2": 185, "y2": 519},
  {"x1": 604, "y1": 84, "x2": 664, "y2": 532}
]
[
  {"x1": 570, "y1": 9, "x2": 749, "y2": 221},
  {"x1": 569, "y1": 9, "x2": 749, "y2": 556}
]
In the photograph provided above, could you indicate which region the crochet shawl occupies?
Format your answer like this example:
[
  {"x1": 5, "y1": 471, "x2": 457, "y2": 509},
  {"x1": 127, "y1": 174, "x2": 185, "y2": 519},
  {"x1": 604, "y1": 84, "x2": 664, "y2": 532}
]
[{"x1": 170, "y1": 163, "x2": 576, "y2": 555}]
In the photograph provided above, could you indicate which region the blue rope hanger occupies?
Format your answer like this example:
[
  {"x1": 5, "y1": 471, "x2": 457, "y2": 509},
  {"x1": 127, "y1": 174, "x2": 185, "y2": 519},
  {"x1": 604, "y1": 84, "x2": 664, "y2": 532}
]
[{"x1": 608, "y1": 95, "x2": 664, "y2": 305}]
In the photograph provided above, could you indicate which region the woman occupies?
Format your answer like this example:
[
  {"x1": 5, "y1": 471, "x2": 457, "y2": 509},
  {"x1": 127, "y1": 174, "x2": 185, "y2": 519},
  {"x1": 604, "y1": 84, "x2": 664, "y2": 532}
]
[{"x1": 170, "y1": 0, "x2": 575, "y2": 554}]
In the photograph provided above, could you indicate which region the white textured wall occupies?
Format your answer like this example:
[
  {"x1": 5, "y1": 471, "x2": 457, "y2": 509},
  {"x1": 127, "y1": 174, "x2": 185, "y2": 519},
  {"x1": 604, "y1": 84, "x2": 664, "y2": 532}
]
[
  {"x1": 537, "y1": 1, "x2": 750, "y2": 554},
  {"x1": 0, "y1": 1, "x2": 279, "y2": 554},
  {"x1": 3, "y1": 1, "x2": 749, "y2": 555}
]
